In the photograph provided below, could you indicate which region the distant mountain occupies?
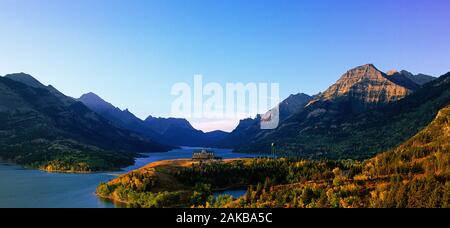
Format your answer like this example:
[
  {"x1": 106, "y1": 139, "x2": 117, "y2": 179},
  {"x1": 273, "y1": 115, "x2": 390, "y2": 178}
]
[
  {"x1": 0, "y1": 74, "x2": 172, "y2": 171},
  {"x1": 79, "y1": 92, "x2": 228, "y2": 147},
  {"x1": 277, "y1": 93, "x2": 313, "y2": 120},
  {"x1": 225, "y1": 63, "x2": 421, "y2": 150},
  {"x1": 219, "y1": 93, "x2": 312, "y2": 148},
  {"x1": 235, "y1": 65, "x2": 449, "y2": 159},
  {"x1": 218, "y1": 116, "x2": 261, "y2": 149},
  {"x1": 78, "y1": 92, "x2": 165, "y2": 143},
  {"x1": 144, "y1": 116, "x2": 194, "y2": 133},
  {"x1": 203, "y1": 130, "x2": 230, "y2": 142},
  {"x1": 393, "y1": 70, "x2": 436, "y2": 85},
  {"x1": 144, "y1": 116, "x2": 228, "y2": 147}
]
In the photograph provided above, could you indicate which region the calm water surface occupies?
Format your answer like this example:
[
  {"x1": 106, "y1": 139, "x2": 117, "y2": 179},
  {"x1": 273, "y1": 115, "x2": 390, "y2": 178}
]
[
  {"x1": 0, "y1": 148, "x2": 256, "y2": 208},
  {"x1": 213, "y1": 189, "x2": 247, "y2": 199}
]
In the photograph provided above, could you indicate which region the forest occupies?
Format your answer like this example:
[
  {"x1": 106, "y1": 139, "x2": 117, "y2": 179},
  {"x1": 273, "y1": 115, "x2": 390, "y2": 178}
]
[
  {"x1": 97, "y1": 105, "x2": 449, "y2": 208},
  {"x1": 0, "y1": 139, "x2": 135, "y2": 172},
  {"x1": 209, "y1": 105, "x2": 450, "y2": 208},
  {"x1": 96, "y1": 158, "x2": 361, "y2": 208}
]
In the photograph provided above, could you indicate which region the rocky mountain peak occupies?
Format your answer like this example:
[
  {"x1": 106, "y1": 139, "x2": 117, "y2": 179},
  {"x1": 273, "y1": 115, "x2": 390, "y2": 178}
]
[
  {"x1": 79, "y1": 92, "x2": 102, "y2": 101},
  {"x1": 308, "y1": 64, "x2": 416, "y2": 107},
  {"x1": 78, "y1": 92, "x2": 117, "y2": 112}
]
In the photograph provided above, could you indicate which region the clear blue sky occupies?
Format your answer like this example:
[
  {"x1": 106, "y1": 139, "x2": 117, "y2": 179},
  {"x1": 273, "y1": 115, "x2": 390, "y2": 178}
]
[{"x1": 0, "y1": 0, "x2": 449, "y2": 131}]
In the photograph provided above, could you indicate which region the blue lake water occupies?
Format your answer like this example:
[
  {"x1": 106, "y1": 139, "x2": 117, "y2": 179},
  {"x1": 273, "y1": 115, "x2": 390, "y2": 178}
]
[
  {"x1": 0, "y1": 147, "x2": 256, "y2": 208},
  {"x1": 213, "y1": 188, "x2": 248, "y2": 199}
]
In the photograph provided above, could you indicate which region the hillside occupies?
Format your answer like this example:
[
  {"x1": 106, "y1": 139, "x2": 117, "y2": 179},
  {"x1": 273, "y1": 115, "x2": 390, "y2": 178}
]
[
  {"x1": 0, "y1": 75, "x2": 171, "y2": 172},
  {"x1": 5, "y1": 73, "x2": 76, "y2": 105},
  {"x1": 235, "y1": 70, "x2": 449, "y2": 160},
  {"x1": 143, "y1": 116, "x2": 228, "y2": 147},
  {"x1": 308, "y1": 64, "x2": 418, "y2": 108},
  {"x1": 224, "y1": 105, "x2": 450, "y2": 208},
  {"x1": 79, "y1": 92, "x2": 228, "y2": 147},
  {"x1": 366, "y1": 105, "x2": 450, "y2": 178},
  {"x1": 96, "y1": 158, "x2": 253, "y2": 207},
  {"x1": 222, "y1": 64, "x2": 423, "y2": 151},
  {"x1": 396, "y1": 70, "x2": 436, "y2": 85},
  {"x1": 78, "y1": 92, "x2": 167, "y2": 144},
  {"x1": 96, "y1": 105, "x2": 449, "y2": 208},
  {"x1": 219, "y1": 93, "x2": 312, "y2": 148}
]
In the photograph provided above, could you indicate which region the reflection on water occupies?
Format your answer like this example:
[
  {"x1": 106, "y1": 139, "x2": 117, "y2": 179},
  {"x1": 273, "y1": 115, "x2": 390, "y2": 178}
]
[
  {"x1": 0, "y1": 163, "x2": 116, "y2": 208},
  {"x1": 213, "y1": 188, "x2": 247, "y2": 199},
  {"x1": 0, "y1": 147, "x2": 257, "y2": 208}
]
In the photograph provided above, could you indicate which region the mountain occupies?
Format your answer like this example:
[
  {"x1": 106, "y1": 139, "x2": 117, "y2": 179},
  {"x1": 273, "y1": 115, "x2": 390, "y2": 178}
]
[
  {"x1": 79, "y1": 92, "x2": 228, "y2": 147},
  {"x1": 97, "y1": 104, "x2": 450, "y2": 208},
  {"x1": 5, "y1": 73, "x2": 46, "y2": 88},
  {"x1": 221, "y1": 105, "x2": 450, "y2": 208},
  {"x1": 216, "y1": 116, "x2": 261, "y2": 148},
  {"x1": 393, "y1": 70, "x2": 436, "y2": 85},
  {"x1": 277, "y1": 93, "x2": 313, "y2": 120},
  {"x1": 235, "y1": 66, "x2": 449, "y2": 159},
  {"x1": 307, "y1": 64, "x2": 418, "y2": 110},
  {"x1": 0, "y1": 74, "x2": 172, "y2": 171},
  {"x1": 78, "y1": 92, "x2": 165, "y2": 143},
  {"x1": 219, "y1": 93, "x2": 312, "y2": 148},
  {"x1": 222, "y1": 62, "x2": 421, "y2": 150},
  {"x1": 203, "y1": 130, "x2": 230, "y2": 142},
  {"x1": 144, "y1": 116, "x2": 194, "y2": 133},
  {"x1": 143, "y1": 116, "x2": 228, "y2": 147},
  {"x1": 5, "y1": 73, "x2": 75, "y2": 105}
]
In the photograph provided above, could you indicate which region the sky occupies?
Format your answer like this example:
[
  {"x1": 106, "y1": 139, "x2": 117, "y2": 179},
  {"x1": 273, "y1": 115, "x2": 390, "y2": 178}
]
[{"x1": 0, "y1": 0, "x2": 449, "y2": 132}]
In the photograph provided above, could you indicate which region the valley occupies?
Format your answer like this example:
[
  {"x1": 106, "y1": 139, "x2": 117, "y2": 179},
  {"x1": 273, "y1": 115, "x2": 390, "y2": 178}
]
[
  {"x1": 99, "y1": 105, "x2": 449, "y2": 208},
  {"x1": 1, "y1": 0, "x2": 449, "y2": 212},
  {"x1": 0, "y1": 148, "x2": 256, "y2": 208},
  {"x1": 0, "y1": 64, "x2": 448, "y2": 208}
]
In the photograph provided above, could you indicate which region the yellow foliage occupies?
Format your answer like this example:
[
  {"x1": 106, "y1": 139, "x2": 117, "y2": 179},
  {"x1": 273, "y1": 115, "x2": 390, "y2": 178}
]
[
  {"x1": 341, "y1": 183, "x2": 358, "y2": 192},
  {"x1": 370, "y1": 190, "x2": 378, "y2": 200},
  {"x1": 354, "y1": 174, "x2": 369, "y2": 181},
  {"x1": 332, "y1": 167, "x2": 342, "y2": 176}
]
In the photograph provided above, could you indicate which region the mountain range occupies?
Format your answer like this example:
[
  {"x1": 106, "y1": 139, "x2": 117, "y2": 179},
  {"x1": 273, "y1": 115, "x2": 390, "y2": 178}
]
[
  {"x1": 218, "y1": 93, "x2": 312, "y2": 148},
  {"x1": 231, "y1": 64, "x2": 447, "y2": 160},
  {"x1": 393, "y1": 70, "x2": 437, "y2": 85},
  {"x1": 78, "y1": 92, "x2": 228, "y2": 147},
  {"x1": 0, "y1": 73, "x2": 172, "y2": 171},
  {"x1": 0, "y1": 63, "x2": 446, "y2": 171}
]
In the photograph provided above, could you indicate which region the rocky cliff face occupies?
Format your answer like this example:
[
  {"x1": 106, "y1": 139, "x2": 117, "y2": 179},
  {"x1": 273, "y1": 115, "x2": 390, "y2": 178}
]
[
  {"x1": 308, "y1": 64, "x2": 417, "y2": 107},
  {"x1": 235, "y1": 71, "x2": 450, "y2": 159}
]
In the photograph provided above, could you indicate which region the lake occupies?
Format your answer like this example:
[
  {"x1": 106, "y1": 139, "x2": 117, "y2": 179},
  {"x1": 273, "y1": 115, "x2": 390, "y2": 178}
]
[
  {"x1": 213, "y1": 188, "x2": 247, "y2": 199},
  {"x1": 0, "y1": 147, "x2": 257, "y2": 208}
]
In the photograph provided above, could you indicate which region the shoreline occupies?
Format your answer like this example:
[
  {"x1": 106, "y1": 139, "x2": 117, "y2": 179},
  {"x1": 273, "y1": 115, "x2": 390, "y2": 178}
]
[
  {"x1": 0, "y1": 160, "x2": 126, "y2": 174},
  {"x1": 95, "y1": 157, "x2": 253, "y2": 207}
]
